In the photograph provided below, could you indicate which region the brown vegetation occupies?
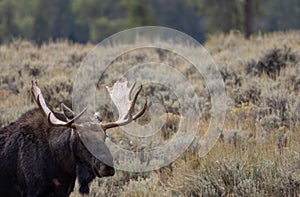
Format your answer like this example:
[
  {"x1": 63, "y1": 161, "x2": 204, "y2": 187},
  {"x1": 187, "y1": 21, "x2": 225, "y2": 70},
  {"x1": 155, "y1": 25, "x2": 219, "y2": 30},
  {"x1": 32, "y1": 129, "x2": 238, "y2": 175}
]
[{"x1": 0, "y1": 31, "x2": 300, "y2": 196}]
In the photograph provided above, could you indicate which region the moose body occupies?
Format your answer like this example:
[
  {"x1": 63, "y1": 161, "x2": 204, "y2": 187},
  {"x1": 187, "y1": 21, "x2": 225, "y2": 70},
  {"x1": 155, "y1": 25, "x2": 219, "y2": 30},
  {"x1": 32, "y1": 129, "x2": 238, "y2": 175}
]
[
  {"x1": 0, "y1": 80, "x2": 147, "y2": 197},
  {"x1": 0, "y1": 108, "x2": 113, "y2": 196}
]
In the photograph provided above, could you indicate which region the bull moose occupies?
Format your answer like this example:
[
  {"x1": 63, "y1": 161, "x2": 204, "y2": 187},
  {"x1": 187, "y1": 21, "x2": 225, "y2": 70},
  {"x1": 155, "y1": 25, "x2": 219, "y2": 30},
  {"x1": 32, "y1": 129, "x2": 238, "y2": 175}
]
[{"x1": 0, "y1": 79, "x2": 147, "y2": 197}]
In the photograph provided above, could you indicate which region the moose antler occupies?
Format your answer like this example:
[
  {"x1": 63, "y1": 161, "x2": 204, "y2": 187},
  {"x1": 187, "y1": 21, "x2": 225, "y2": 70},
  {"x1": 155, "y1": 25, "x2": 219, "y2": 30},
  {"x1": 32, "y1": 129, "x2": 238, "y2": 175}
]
[
  {"x1": 31, "y1": 79, "x2": 147, "y2": 131},
  {"x1": 31, "y1": 80, "x2": 87, "y2": 128},
  {"x1": 101, "y1": 81, "x2": 147, "y2": 131}
]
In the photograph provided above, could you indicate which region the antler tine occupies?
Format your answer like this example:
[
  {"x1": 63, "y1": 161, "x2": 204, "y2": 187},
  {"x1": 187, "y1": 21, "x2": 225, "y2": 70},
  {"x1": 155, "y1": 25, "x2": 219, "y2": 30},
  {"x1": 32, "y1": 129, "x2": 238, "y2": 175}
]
[
  {"x1": 128, "y1": 81, "x2": 136, "y2": 99},
  {"x1": 31, "y1": 79, "x2": 87, "y2": 128},
  {"x1": 133, "y1": 99, "x2": 147, "y2": 120},
  {"x1": 101, "y1": 81, "x2": 147, "y2": 131},
  {"x1": 31, "y1": 80, "x2": 51, "y2": 116},
  {"x1": 125, "y1": 84, "x2": 142, "y2": 119},
  {"x1": 47, "y1": 107, "x2": 87, "y2": 128}
]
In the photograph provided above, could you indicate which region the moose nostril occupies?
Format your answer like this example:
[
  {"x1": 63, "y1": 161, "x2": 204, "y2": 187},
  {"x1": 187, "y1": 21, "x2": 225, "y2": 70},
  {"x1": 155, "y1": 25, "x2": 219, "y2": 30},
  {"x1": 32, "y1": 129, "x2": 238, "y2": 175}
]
[
  {"x1": 104, "y1": 166, "x2": 115, "y2": 176},
  {"x1": 98, "y1": 164, "x2": 115, "y2": 177},
  {"x1": 110, "y1": 167, "x2": 115, "y2": 176}
]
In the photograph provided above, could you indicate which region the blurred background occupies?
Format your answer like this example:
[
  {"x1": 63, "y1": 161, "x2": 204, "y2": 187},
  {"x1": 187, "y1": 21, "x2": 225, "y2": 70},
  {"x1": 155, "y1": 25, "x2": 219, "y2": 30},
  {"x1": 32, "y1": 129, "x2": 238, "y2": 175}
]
[{"x1": 0, "y1": 0, "x2": 300, "y2": 44}]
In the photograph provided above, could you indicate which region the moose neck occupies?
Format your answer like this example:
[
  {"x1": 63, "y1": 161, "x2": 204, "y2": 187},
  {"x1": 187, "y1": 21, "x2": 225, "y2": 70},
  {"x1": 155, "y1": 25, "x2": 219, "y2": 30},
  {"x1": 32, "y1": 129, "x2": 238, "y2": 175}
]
[{"x1": 48, "y1": 127, "x2": 77, "y2": 176}]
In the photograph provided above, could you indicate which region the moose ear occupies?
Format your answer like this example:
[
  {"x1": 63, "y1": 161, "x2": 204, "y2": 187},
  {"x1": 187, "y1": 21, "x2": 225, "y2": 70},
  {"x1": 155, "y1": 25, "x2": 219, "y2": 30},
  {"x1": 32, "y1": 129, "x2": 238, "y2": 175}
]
[{"x1": 61, "y1": 103, "x2": 75, "y2": 120}]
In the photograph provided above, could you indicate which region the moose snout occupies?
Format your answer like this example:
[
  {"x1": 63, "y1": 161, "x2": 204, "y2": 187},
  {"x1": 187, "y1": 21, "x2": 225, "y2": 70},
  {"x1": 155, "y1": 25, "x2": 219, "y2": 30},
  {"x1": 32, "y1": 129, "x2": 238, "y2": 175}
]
[
  {"x1": 103, "y1": 165, "x2": 115, "y2": 177},
  {"x1": 96, "y1": 163, "x2": 115, "y2": 177},
  {"x1": 94, "y1": 142, "x2": 115, "y2": 177}
]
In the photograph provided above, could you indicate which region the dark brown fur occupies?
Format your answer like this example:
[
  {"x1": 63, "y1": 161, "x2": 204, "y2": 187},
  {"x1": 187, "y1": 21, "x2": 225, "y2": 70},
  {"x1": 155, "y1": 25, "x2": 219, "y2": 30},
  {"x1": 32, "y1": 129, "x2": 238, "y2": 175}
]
[{"x1": 0, "y1": 108, "x2": 114, "y2": 197}]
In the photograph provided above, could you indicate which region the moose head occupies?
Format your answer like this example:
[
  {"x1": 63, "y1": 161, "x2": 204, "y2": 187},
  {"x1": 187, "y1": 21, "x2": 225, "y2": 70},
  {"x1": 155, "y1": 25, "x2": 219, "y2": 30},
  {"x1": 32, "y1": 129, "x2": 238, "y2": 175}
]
[{"x1": 31, "y1": 79, "x2": 147, "y2": 182}]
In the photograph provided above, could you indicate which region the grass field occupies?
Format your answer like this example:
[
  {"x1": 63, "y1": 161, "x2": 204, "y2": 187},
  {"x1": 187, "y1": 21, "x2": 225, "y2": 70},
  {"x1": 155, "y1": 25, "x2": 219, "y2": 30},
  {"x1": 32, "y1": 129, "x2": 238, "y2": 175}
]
[{"x1": 0, "y1": 31, "x2": 300, "y2": 196}]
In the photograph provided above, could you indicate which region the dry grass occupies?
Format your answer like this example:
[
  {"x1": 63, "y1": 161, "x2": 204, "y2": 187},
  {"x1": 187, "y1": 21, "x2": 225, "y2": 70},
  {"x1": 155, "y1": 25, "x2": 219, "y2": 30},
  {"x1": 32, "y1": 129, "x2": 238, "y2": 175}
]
[{"x1": 0, "y1": 31, "x2": 300, "y2": 196}]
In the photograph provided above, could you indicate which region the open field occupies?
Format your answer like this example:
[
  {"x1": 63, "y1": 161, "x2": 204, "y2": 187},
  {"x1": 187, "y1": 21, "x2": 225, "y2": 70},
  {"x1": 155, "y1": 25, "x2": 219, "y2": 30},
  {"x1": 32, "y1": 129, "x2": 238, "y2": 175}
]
[{"x1": 0, "y1": 31, "x2": 300, "y2": 196}]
